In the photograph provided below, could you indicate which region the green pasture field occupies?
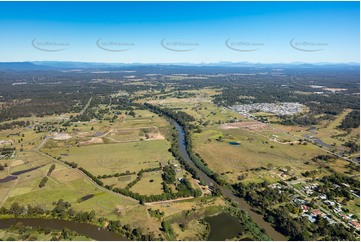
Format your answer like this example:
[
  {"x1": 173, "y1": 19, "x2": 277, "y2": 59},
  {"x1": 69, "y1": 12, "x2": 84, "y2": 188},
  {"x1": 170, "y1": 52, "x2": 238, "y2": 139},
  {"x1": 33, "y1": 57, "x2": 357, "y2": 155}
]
[
  {"x1": 43, "y1": 140, "x2": 173, "y2": 176},
  {"x1": 273, "y1": 109, "x2": 359, "y2": 155},
  {"x1": 101, "y1": 174, "x2": 138, "y2": 189},
  {"x1": 192, "y1": 125, "x2": 334, "y2": 184},
  {"x1": 130, "y1": 171, "x2": 164, "y2": 196},
  {"x1": 149, "y1": 100, "x2": 246, "y2": 124},
  {"x1": 172, "y1": 219, "x2": 208, "y2": 240}
]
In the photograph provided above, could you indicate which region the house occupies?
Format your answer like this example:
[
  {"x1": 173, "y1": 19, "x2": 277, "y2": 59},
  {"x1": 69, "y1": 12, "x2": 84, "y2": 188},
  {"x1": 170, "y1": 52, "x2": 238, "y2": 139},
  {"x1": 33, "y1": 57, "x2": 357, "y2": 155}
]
[
  {"x1": 333, "y1": 208, "x2": 342, "y2": 214},
  {"x1": 319, "y1": 194, "x2": 327, "y2": 200},
  {"x1": 350, "y1": 220, "x2": 360, "y2": 230},
  {"x1": 302, "y1": 214, "x2": 316, "y2": 223},
  {"x1": 177, "y1": 177, "x2": 183, "y2": 182},
  {"x1": 324, "y1": 216, "x2": 337, "y2": 225},
  {"x1": 351, "y1": 191, "x2": 360, "y2": 198},
  {"x1": 312, "y1": 210, "x2": 322, "y2": 216},
  {"x1": 341, "y1": 214, "x2": 350, "y2": 221},
  {"x1": 324, "y1": 200, "x2": 335, "y2": 206},
  {"x1": 301, "y1": 205, "x2": 309, "y2": 212},
  {"x1": 305, "y1": 189, "x2": 314, "y2": 195},
  {"x1": 341, "y1": 183, "x2": 350, "y2": 188}
]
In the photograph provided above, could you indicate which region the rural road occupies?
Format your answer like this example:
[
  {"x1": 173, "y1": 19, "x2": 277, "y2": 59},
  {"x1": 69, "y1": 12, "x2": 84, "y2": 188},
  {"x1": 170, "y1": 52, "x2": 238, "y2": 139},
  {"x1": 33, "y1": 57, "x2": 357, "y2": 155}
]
[
  {"x1": 145, "y1": 196, "x2": 194, "y2": 205},
  {"x1": 35, "y1": 150, "x2": 136, "y2": 203},
  {"x1": 79, "y1": 97, "x2": 93, "y2": 116}
]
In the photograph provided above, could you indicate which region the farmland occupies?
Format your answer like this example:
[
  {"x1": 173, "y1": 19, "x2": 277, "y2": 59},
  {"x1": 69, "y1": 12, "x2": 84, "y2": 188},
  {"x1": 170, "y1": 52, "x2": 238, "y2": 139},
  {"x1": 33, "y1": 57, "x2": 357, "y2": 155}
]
[{"x1": 0, "y1": 64, "x2": 359, "y2": 240}]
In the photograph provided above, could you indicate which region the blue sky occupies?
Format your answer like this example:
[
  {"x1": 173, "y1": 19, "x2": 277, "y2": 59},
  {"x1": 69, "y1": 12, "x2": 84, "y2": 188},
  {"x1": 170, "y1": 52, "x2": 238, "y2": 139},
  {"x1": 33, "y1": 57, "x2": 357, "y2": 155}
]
[{"x1": 0, "y1": 1, "x2": 359, "y2": 63}]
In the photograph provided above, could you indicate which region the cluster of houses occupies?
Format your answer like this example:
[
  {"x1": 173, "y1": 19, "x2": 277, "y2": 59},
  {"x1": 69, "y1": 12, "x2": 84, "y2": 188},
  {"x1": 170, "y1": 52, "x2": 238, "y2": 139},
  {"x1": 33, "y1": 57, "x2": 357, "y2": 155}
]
[
  {"x1": 230, "y1": 102, "x2": 304, "y2": 117},
  {"x1": 293, "y1": 196, "x2": 338, "y2": 225},
  {"x1": 301, "y1": 183, "x2": 318, "y2": 195},
  {"x1": 339, "y1": 214, "x2": 360, "y2": 231},
  {"x1": 297, "y1": 182, "x2": 360, "y2": 231},
  {"x1": 269, "y1": 181, "x2": 360, "y2": 232},
  {"x1": 301, "y1": 208, "x2": 337, "y2": 225}
]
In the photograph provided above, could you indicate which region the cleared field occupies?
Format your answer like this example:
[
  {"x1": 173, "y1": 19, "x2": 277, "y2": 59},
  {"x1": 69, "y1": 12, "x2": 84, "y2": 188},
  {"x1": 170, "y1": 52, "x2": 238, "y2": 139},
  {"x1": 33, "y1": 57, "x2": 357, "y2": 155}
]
[
  {"x1": 151, "y1": 101, "x2": 246, "y2": 124},
  {"x1": 4, "y1": 162, "x2": 138, "y2": 218},
  {"x1": 43, "y1": 140, "x2": 173, "y2": 176},
  {"x1": 2, "y1": 157, "x2": 161, "y2": 235},
  {"x1": 130, "y1": 171, "x2": 164, "y2": 196},
  {"x1": 101, "y1": 174, "x2": 138, "y2": 189},
  {"x1": 193, "y1": 125, "x2": 331, "y2": 183},
  {"x1": 0, "y1": 127, "x2": 44, "y2": 151},
  {"x1": 273, "y1": 109, "x2": 359, "y2": 153},
  {"x1": 119, "y1": 109, "x2": 170, "y2": 129},
  {"x1": 172, "y1": 219, "x2": 208, "y2": 240},
  {"x1": 148, "y1": 196, "x2": 226, "y2": 219},
  {"x1": 325, "y1": 109, "x2": 353, "y2": 130},
  {"x1": 108, "y1": 129, "x2": 141, "y2": 142}
]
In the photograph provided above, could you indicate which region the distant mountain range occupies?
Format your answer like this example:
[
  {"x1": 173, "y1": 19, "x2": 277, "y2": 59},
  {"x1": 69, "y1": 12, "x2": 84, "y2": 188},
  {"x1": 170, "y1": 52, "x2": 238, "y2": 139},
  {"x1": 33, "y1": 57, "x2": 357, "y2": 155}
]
[{"x1": 0, "y1": 61, "x2": 359, "y2": 71}]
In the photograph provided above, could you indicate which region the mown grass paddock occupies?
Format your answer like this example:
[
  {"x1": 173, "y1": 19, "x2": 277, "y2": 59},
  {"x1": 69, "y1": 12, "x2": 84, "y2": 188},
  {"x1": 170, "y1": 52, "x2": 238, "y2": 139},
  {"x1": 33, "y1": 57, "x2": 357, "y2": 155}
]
[{"x1": 43, "y1": 140, "x2": 173, "y2": 176}]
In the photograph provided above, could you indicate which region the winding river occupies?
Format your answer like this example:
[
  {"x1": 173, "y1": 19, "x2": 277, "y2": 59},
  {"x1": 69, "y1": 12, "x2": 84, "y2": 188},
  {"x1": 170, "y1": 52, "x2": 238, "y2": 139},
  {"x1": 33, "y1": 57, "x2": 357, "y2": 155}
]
[{"x1": 172, "y1": 121, "x2": 287, "y2": 241}]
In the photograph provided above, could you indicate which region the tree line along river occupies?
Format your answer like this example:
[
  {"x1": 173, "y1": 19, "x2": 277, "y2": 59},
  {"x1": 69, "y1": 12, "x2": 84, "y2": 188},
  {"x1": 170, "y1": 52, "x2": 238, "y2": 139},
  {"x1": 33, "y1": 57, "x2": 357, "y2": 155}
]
[{"x1": 172, "y1": 120, "x2": 287, "y2": 241}]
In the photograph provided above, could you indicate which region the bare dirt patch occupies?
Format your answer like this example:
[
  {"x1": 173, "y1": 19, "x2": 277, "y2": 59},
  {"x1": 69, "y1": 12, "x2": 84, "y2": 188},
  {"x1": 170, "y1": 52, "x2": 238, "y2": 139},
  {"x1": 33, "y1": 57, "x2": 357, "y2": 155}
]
[
  {"x1": 143, "y1": 132, "x2": 165, "y2": 141},
  {"x1": 220, "y1": 121, "x2": 267, "y2": 130},
  {"x1": 51, "y1": 132, "x2": 72, "y2": 140},
  {"x1": 77, "y1": 131, "x2": 92, "y2": 138},
  {"x1": 79, "y1": 137, "x2": 104, "y2": 146},
  {"x1": 0, "y1": 140, "x2": 12, "y2": 145},
  {"x1": 11, "y1": 160, "x2": 24, "y2": 167}
]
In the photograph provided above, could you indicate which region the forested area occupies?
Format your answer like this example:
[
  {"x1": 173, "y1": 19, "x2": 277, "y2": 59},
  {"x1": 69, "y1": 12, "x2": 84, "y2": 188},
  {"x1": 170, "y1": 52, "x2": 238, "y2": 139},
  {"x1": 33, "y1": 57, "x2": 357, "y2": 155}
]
[{"x1": 339, "y1": 110, "x2": 360, "y2": 130}]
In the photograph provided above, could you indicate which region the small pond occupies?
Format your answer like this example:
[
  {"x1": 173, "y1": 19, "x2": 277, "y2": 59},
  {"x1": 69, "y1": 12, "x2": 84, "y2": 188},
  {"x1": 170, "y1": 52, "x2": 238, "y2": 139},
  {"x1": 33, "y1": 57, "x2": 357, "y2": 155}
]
[
  {"x1": 205, "y1": 213, "x2": 247, "y2": 241},
  {"x1": 11, "y1": 165, "x2": 45, "y2": 176},
  {"x1": 228, "y1": 141, "x2": 240, "y2": 146},
  {"x1": 0, "y1": 175, "x2": 17, "y2": 183}
]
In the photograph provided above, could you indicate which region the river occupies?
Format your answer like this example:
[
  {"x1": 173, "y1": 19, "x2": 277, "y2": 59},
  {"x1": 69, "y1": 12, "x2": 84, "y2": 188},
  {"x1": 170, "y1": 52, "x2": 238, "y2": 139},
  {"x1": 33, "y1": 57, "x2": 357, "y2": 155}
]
[
  {"x1": 0, "y1": 218, "x2": 127, "y2": 241},
  {"x1": 172, "y1": 121, "x2": 287, "y2": 241}
]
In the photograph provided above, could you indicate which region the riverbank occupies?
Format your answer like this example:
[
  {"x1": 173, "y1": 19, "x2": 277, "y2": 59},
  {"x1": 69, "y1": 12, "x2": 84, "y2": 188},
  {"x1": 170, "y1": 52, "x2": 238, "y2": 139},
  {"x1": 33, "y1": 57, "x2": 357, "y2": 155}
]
[
  {"x1": 144, "y1": 103, "x2": 287, "y2": 241},
  {"x1": 0, "y1": 217, "x2": 126, "y2": 241}
]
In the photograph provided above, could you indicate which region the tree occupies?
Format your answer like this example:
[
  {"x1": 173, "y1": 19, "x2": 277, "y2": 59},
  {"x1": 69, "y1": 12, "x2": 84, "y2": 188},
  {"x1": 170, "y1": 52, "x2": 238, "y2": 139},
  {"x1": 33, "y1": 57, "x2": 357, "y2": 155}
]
[
  {"x1": 39, "y1": 177, "x2": 48, "y2": 188},
  {"x1": 267, "y1": 163, "x2": 273, "y2": 171},
  {"x1": 162, "y1": 165, "x2": 176, "y2": 184},
  {"x1": 47, "y1": 164, "x2": 56, "y2": 176}
]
